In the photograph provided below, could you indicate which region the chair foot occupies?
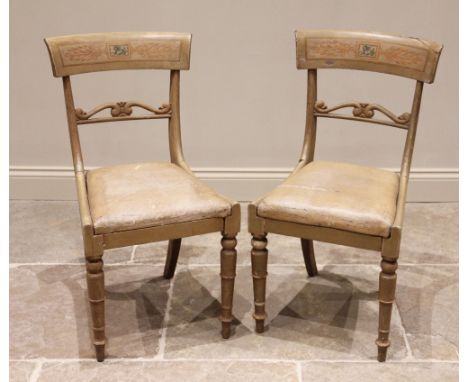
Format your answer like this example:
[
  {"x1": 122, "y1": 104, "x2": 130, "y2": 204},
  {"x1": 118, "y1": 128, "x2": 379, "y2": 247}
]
[
  {"x1": 376, "y1": 341, "x2": 389, "y2": 362},
  {"x1": 94, "y1": 343, "x2": 105, "y2": 362},
  {"x1": 255, "y1": 318, "x2": 265, "y2": 333},
  {"x1": 221, "y1": 321, "x2": 231, "y2": 339}
]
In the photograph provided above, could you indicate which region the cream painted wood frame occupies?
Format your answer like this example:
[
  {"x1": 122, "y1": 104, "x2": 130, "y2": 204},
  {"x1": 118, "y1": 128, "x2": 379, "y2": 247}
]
[
  {"x1": 45, "y1": 32, "x2": 240, "y2": 361},
  {"x1": 248, "y1": 30, "x2": 443, "y2": 362}
]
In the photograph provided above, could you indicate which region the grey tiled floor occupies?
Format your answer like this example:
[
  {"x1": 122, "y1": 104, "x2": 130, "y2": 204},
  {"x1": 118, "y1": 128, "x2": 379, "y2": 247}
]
[{"x1": 9, "y1": 201, "x2": 458, "y2": 381}]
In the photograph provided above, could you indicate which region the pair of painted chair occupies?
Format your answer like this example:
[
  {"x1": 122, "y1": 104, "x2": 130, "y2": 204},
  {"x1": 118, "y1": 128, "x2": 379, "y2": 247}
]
[{"x1": 44, "y1": 30, "x2": 442, "y2": 362}]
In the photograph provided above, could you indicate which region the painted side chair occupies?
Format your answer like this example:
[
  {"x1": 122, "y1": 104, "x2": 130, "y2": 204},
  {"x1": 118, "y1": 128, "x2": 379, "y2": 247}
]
[
  {"x1": 248, "y1": 30, "x2": 442, "y2": 362},
  {"x1": 44, "y1": 32, "x2": 240, "y2": 361}
]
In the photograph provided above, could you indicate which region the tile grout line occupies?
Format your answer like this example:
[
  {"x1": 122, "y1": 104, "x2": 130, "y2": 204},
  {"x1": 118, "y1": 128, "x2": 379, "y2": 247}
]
[
  {"x1": 10, "y1": 357, "x2": 459, "y2": 364},
  {"x1": 8, "y1": 262, "x2": 459, "y2": 267},
  {"x1": 27, "y1": 359, "x2": 43, "y2": 382},
  {"x1": 154, "y1": 274, "x2": 176, "y2": 360},
  {"x1": 394, "y1": 259, "x2": 419, "y2": 361},
  {"x1": 183, "y1": 263, "x2": 459, "y2": 267},
  {"x1": 295, "y1": 361, "x2": 303, "y2": 382},
  {"x1": 8, "y1": 261, "x2": 160, "y2": 267},
  {"x1": 129, "y1": 245, "x2": 137, "y2": 264},
  {"x1": 394, "y1": 300, "x2": 415, "y2": 360}
]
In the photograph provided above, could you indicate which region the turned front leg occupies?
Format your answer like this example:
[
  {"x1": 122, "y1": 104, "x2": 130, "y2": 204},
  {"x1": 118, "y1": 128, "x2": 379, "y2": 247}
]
[
  {"x1": 376, "y1": 257, "x2": 398, "y2": 362},
  {"x1": 251, "y1": 234, "x2": 268, "y2": 333},
  {"x1": 220, "y1": 234, "x2": 237, "y2": 339},
  {"x1": 86, "y1": 255, "x2": 105, "y2": 361}
]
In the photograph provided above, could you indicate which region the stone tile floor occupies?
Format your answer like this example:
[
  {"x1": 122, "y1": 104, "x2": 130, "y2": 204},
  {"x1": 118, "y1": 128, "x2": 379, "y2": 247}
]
[{"x1": 9, "y1": 201, "x2": 458, "y2": 381}]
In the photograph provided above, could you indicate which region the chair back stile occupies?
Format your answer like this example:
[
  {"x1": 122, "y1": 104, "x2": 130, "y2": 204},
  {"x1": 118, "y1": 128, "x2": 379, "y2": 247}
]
[
  {"x1": 168, "y1": 70, "x2": 189, "y2": 172},
  {"x1": 62, "y1": 76, "x2": 85, "y2": 173},
  {"x1": 393, "y1": 80, "x2": 424, "y2": 228},
  {"x1": 299, "y1": 69, "x2": 318, "y2": 166}
]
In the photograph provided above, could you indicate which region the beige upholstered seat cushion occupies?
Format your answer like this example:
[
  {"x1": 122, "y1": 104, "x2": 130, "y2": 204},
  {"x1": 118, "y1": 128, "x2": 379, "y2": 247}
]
[
  {"x1": 86, "y1": 162, "x2": 233, "y2": 234},
  {"x1": 256, "y1": 161, "x2": 399, "y2": 237}
]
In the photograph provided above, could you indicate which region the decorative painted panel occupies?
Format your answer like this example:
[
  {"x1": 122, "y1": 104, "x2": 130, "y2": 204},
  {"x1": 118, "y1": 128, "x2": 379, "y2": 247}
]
[
  {"x1": 45, "y1": 32, "x2": 191, "y2": 76},
  {"x1": 296, "y1": 30, "x2": 443, "y2": 83},
  {"x1": 59, "y1": 40, "x2": 181, "y2": 67},
  {"x1": 305, "y1": 38, "x2": 427, "y2": 71}
]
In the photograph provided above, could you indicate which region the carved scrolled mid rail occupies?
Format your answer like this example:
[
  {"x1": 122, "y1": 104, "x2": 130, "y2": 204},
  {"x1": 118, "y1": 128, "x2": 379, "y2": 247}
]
[
  {"x1": 75, "y1": 101, "x2": 172, "y2": 124},
  {"x1": 314, "y1": 100, "x2": 411, "y2": 129}
]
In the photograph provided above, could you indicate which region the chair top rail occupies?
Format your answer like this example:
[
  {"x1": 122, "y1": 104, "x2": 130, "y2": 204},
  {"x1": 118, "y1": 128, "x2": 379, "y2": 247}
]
[
  {"x1": 45, "y1": 32, "x2": 191, "y2": 77},
  {"x1": 296, "y1": 30, "x2": 442, "y2": 83}
]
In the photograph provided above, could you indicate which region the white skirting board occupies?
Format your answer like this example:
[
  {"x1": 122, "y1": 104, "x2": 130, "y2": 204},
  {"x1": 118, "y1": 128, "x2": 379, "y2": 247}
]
[{"x1": 9, "y1": 166, "x2": 459, "y2": 202}]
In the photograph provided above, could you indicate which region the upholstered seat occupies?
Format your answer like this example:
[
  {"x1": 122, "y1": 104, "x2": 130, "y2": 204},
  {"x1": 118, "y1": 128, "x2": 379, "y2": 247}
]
[
  {"x1": 256, "y1": 161, "x2": 399, "y2": 237},
  {"x1": 87, "y1": 161, "x2": 233, "y2": 234}
]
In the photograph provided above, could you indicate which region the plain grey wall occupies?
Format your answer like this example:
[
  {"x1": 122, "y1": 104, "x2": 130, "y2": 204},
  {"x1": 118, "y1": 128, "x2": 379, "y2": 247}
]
[{"x1": 10, "y1": 0, "x2": 458, "y2": 173}]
